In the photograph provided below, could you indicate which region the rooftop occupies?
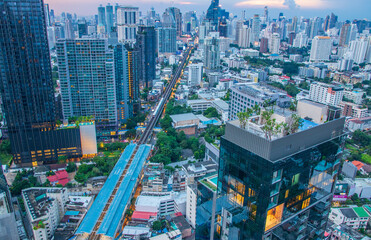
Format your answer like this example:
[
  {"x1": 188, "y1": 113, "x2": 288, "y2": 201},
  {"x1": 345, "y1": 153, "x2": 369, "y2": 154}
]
[
  {"x1": 353, "y1": 207, "x2": 370, "y2": 218},
  {"x1": 339, "y1": 208, "x2": 358, "y2": 219},
  {"x1": 170, "y1": 113, "x2": 198, "y2": 123}
]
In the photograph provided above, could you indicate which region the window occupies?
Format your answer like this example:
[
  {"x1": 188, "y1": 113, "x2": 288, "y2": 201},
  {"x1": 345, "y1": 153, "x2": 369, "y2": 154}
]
[{"x1": 292, "y1": 173, "x2": 300, "y2": 185}]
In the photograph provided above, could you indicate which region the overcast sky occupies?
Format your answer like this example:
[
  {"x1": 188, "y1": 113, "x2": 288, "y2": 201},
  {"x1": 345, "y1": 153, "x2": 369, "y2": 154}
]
[{"x1": 45, "y1": 0, "x2": 370, "y2": 21}]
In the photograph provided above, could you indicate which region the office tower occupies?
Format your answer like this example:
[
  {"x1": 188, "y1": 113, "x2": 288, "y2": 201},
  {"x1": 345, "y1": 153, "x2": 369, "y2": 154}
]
[
  {"x1": 57, "y1": 39, "x2": 117, "y2": 130},
  {"x1": 97, "y1": 4, "x2": 106, "y2": 33},
  {"x1": 278, "y1": 12, "x2": 284, "y2": 21},
  {"x1": 204, "y1": 32, "x2": 220, "y2": 73},
  {"x1": 293, "y1": 32, "x2": 308, "y2": 48},
  {"x1": 217, "y1": 107, "x2": 345, "y2": 239},
  {"x1": 157, "y1": 11, "x2": 177, "y2": 54},
  {"x1": 117, "y1": 6, "x2": 139, "y2": 43},
  {"x1": 218, "y1": 17, "x2": 228, "y2": 37},
  {"x1": 349, "y1": 37, "x2": 369, "y2": 64},
  {"x1": 329, "y1": 13, "x2": 338, "y2": 29},
  {"x1": 77, "y1": 20, "x2": 88, "y2": 38},
  {"x1": 136, "y1": 26, "x2": 156, "y2": 89},
  {"x1": 183, "y1": 11, "x2": 197, "y2": 34},
  {"x1": 106, "y1": 4, "x2": 114, "y2": 35},
  {"x1": 188, "y1": 63, "x2": 203, "y2": 87},
  {"x1": 238, "y1": 25, "x2": 252, "y2": 48},
  {"x1": 310, "y1": 36, "x2": 332, "y2": 61},
  {"x1": 44, "y1": 3, "x2": 51, "y2": 26},
  {"x1": 292, "y1": 16, "x2": 298, "y2": 33},
  {"x1": 288, "y1": 32, "x2": 296, "y2": 45},
  {"x1": 165, "y1": 7, "x2": 182, "y2": 37},
  {"x1": 47, "y1": 27, "x2": 56, "y2": 50},
  {"x1": 264, "y1": 6, "x2": 268, "y2": 24},
  {"x1": 309, "y1": 82, "x2": 344, "y2": 106},
  {"x1": 64, "y1": 19, "x2": 74, "y2": 39},
  {"x1": 206, "y1": 0, "x2": 220, "y2": 28},
  {"x1": 50, "y1": 9, "x2": 55, "y2": 24},
  {"x1": 269, "y1": 33, "x2": 280, "y2": 54},
  {"x1": 339, "y1": 23, "x2": 351, "y2": 46},
  {"x1": 260, "y1": 37, "x2": 268, "y2": 53},
  {"x1": 251, "y1": 14, "x2": 261, "y2": 43},
  {"x1": 114, "y1": 44, "x2": 138, "y2": 123},
  {"x1": 324, "y1": 15, "x2": 330, "y2": 31},
  {"x1": 309, "y1": 17, "x2": 322, "y2": 39},
  {"x1": 235, "y1": 20, "x2": 245, "y2": 44}
]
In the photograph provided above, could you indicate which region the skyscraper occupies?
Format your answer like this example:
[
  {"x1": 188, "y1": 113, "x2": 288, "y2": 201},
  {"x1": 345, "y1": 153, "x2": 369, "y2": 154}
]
[
  {"x1": 251, "y1": 14, "x2": 261, "y2": 43},
  {"x1": 136, "y1": 26, "x2": 156, "y2": 89},
  {"x1": 157, "y1": 12, "x2": 177, "y2": 54},
  {"x1": 106, "y1": 4, "x2": 114, "y2": 35},
  {"x1": 117, "y1": 6, "x2": 139, "y2": 43},
  {"x1": 57, "y1": 39, "x2": 117, "y2": 134},
  {"x1": 165, "y1": 7, "x2": 182, "y2": 37},
  {"x1": 97, "y1": 4, "x2": 106, "y2": 33},
  {"x1": 206, "y1": 0, "x2": 220, "y2": 28},
  {"x1": 0, "y1": 0, "x2": 83, "y2": 165},
  {"x1": 217, "y1": 107, "x2": 345, "y2": 239},
  {"x1": 114, "y1": 44, "x2": 139, "y2": 123},
  {"x1": 204, "y1": 32, "x2": 220, "y2": 73}
]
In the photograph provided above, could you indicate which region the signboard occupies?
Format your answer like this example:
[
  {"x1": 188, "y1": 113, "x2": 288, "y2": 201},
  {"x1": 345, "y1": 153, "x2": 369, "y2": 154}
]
[{"x1": 333, "y1": 195, "x2": 348, "y2": 201}]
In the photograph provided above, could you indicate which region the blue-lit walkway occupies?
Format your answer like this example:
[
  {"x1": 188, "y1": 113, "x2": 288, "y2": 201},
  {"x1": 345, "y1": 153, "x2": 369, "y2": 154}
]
[{"x1": 76, "y1": 143, "x2": 151, "y2": 238}]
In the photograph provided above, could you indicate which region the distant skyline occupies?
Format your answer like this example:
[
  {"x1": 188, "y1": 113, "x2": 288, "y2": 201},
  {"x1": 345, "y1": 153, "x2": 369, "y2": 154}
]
[{"x1": 45, "y1": 0, "x2": 370, "y2": 21}]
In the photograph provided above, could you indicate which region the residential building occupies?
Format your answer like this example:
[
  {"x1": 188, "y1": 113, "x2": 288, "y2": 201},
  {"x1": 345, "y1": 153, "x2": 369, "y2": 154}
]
[
  {"x1": 136, "y1": 26, "x2": 156, "y2": 88},
  {"x1": 57, "y1": 39, "x2": 118, "y2": 136},
  {"x1": 229, "y1": 83, "x2": 291, "y2": 120},
  {"x1": 329, "y1": 207, "x2": 370, "y2": 229},
  {"x1": 309, "y1": 82, "x2": 344, "y2": 106},
  {"x1": 293, "y1": 32, "x2": 308, "y2": 48},
  {"x1": 310, "y1": 36, "x2": 332, "y2": 61},
  {"x1": 135, "y1": 192, "x2": 187, "y2": 216},
  {"x1": 105, "y1": 4, "x2": 114, "y2": 35},
  {"x1": 349, "y1": 37, "x2": 369, "y2": 64},
  {"x1": 251, "y1": 14, "x2": 260, "y2": 43},
  {"x1": 188, "y1": 63, "x2": 203, "y2": 86},
  {"x1": 343, "y1": 90, "x2": 366, "y2": 105},
  {"x1": 142, "y1": 163, "x2": 166, "y2": 192},
  {"x1": 238, "y1": 25, "x2": 252, "y2": 48},
  {"x1": 97, "y1": 4, "x2": 106, "y2": 33},
  {"x1": 204, "y1": 32, "x2": 220, "y2": 73},
  {"x1": 260, "y1": 37, "x2": 268, "y2": 53},
  {"x1": 217, "y1": 108, "x2": 345, "y2": 239},
  {"x1": 339, "y1": 23, "x2": 351, "y2": 47},
  {"x1": 182, "y1": 160, "x2": 218, "y2": 185},
  {"x1": 117, "y1": 6, "x2": 139, "y2": 43},
  {"x1": 187, "y1": 99, "x2": 213, "y2": 112},
  {"x1": 23, "y1": 188, "x2": 68, "y2": 240},
  {"x1": 114, "y1": 44, "x2": 139, "y2": 123},
  {"x1": 269, "y1": 33, "x2": 280, "y2": 54}
]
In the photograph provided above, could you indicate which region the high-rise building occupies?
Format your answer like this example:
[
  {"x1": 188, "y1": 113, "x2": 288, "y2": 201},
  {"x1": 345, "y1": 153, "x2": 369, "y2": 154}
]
[
  {"x1": 218, "y1": 17, "x2": 228, "y2": 37},
  {"x1": 205, "y1": 0, "x2": 220, "y2": 28},
  {"x1": 269, "y1": 33, "x2": 280, "y2": 54},
  {"x1": 77, "y1": 19, "x2": 88, "y2": 38},
  {"x1": 339, "y1": 23, "x2": 351, "y2": 47},
  {"x1": 44, "y1": 3, "x2": 51, "y2": 27},
  {"x1": 310, "y1": 36, "x2": 332, "y2": 61},
  {"x1": 105, "y1": 4, "x2": 114, "y2": 34},
  {"x1": 251, "y1": 14, "x2": 261, "y2": 43},
  {"x1": 114, "y1": 44, "x2": 138, "y2": 123},
  {"x1": 217, "y1": 108, "x2": 345, "y2": 239},
  {"x1": 292, "y1": 16, "x2": 298, "y2": 33},
  {"x1": 238, "y1": 25, "x2": 252, "y2": 48},
  {"x1": 204, "y1": 32, "x2": 220, "y2": 73},
  {"x1": 260, "y1": 37, "x2": 268, "y2": 53},
  {"x1": 57, "y1": 39, "x2": 117, "y2": 131},
  {"x1": 349, "y1": 36, "x2": 369, "y2": 64},
  {"x1": 157, "y1": 11, "x2": 177, "y2": 54},
  {"x1": 0, "y1": 0, "x2": 84, "y2": 166},
  {"x1": 64, "y1": 19, "x2": 74, "y2": 39},
  {"x1": 136, "y1": 26, "x2": 156, "y2": 89},
  {"x1": 263, "y1": 6, "x2": 268, "y2": 24},
  {"x1": 293, "y1": 32, "x2": 308, "y2": 48},
  {"x1": 117, "y1": 6, "x2": 139, "y2": 43},
  {"x1": 165, "y1": 7, "x2": 182, "y2": 37},
  {"x1": 309, "y1": 82, "x2": 344, "y2": 106},
  {"x1": 97, "y1": 4, "x2": 106, "y2": 33},
  {"x1": 188, "y1": 63, "x2": 203, "y2": 87}
]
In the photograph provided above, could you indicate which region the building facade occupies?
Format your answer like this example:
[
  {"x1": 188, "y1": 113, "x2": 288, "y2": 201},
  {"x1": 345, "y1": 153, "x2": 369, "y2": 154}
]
[
  {"x1": 117, "y1": 6, "x2": 139, "y2": 43},
  {"x1": 310, "y1": 36, "x2": 332, "y2": 61},
  {"x1": 136, "y1": 26, "x2": 156, "y2": 89},
  {"x1": 309, "y1": 82, "x2": 344, "y2": 107}
]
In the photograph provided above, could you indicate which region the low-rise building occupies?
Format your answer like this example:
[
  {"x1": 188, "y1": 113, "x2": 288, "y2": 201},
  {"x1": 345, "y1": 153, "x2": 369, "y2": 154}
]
[
  {"x1": 187, "y1": 99, "x2": 212, "y2": 112},
  {"x1": 22, "y1": 187, "x2": 68, "y2": 240},
  {"x1": 142, "y1": 163, "x2": 166, "y2": 192},
  {"x1": 182, "y1": 160, "x2": 218, "y2": 185},
  {"x1": 343, "y1": 90, "x2": 366, "y2": 105},
  {"x1": 170, "y1": 113, "x2": 200, "y2": 135},
  {"x1": 135, "y1": 192, "x2": 187, "y2": 216},
  {"x1": 211, "y1": 100, "x2": 229, "y2": 122},
  {"x1": 329, "y1": 207, "x2": 370, "y2": 229}
]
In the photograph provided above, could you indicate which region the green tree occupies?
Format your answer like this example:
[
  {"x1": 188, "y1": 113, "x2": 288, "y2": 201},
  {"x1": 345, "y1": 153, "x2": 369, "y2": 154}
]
[
  {"x1": 285, "y1": 84, "x2": 300, "y2": 97},
  {"x1": 66, "y1": 162, "x2": 77, "y2": 173},
  {"x1": 204, "y1": 107, "x2": 219, "y2": 118},
  {"x1": 152, "y1": 220, "x2": 163, "y2": 231},
  {"x1": 160, "y1": 114, "x2": 173, "y2": 131}
]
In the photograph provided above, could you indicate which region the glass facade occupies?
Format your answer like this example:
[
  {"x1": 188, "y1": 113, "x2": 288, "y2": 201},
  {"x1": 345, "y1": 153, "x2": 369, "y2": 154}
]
[{"x1": 217, "y1": 127, "x2": 344, "y2": 239}]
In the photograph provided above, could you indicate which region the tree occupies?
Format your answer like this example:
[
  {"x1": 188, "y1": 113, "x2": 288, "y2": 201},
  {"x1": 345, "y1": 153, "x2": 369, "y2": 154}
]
[
  {"x1": 66, "y1": 162, "x2": 77, "y2": 173},
  {"x1": 237, "y1": 109, "x2": 253, "y2": 129},
  {"x1": 160, "y1": 114, "x2": 172, "y2": 131},
  {"x1": 204, "y1": 107, "x2": 219, "y2": 118},
  {"x1": 0, "y1": 140, "x2": 11, "y2": 154},
  {"x1": 282, "y1": 62, "x2": 299, "y2": 75},
  {"x1": 299, "y1": 81, "x2": 310, "y2": 90},
  {"x1": 285, "y1": 84, "x2": 300, "y2": 97},
  {"x1": 352, "y1": 130, "x2": 371, "y2": 147},
  {"x1": 152, "y1": 220, "x2": 163, "y2": 231},
  {"x1": 261, "y1": 109, "x2": 282, "y2": 141}
]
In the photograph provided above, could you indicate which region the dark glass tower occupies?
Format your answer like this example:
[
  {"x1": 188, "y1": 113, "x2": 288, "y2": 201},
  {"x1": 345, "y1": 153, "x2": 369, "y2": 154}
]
[
  {"x1": 136, "y1": 26, "x2": 156, "y2": 89},
  {"x1": 206, "y1": 0, "x2": 220, "y2": 27},
  {"x1": 0, "y1": 0, "x2": 56, "y2": 164},
  {"x1": 217, "y1": 114, "x2": 345, "y2": 239},
  {"x1": 0, "y1": 0, "x2": 83, "y2": 166}
]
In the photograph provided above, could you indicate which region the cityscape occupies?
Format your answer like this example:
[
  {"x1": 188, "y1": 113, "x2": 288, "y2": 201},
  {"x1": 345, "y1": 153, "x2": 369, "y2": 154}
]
[{"x1": 0, "y1": 0, "x2": 371, "y2": 239}]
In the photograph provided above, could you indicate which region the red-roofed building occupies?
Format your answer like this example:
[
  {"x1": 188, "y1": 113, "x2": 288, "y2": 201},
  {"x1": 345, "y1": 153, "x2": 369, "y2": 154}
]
[
  {"x1": 47, "y1": 170, "x2": 69, "y2": 186},
  {"x1": 352, "y1": 161, "x2": 364, "y2": 170},
  {"x1": 131, "y1": 211, "x2": 157, "y2": 222}
]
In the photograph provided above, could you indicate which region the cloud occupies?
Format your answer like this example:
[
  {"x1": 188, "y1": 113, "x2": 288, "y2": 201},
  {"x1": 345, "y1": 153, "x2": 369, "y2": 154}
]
[
  {"x1": 283, "y1": 0, "x2": 299, "y2": 9},
  {"x1": 235, "y1": 0, "x2": 285, "y2": 8},
  {"x1": 178, "y1": 2, "x2": 194, "y2": 4}
]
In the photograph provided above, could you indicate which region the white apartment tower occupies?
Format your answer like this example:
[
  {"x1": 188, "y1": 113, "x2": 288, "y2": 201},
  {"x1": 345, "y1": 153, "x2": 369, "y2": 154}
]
[
  {"x1": 188, "y1": 63, "x2": 203, "y2": 87},
  {"x1": 117, "y1": 6, "x2": 139, "y2": 43},
  {"x1": 238, "y1": 25, "x2": 252, "y2": 48},
  {"x1": 269, "y1": 33, "x2": 280, "y2": 54},
  {"x1": 310, "y1": 36, "x2": 332, "y2": 61},
  {"x1": 309, "y1": 82, "x2": 344, "y2": 106}
]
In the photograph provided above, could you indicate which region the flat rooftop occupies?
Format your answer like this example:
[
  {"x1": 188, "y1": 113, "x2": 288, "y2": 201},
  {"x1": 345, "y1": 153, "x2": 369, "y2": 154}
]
[{"x1": 170, "y1": 113, "x2": 198, "y2": 123}]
